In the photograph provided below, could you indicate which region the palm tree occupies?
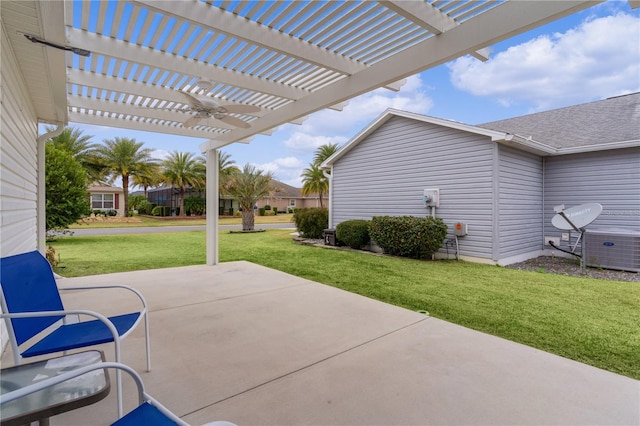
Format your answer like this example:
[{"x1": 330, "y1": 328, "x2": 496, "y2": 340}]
[
  {"x1": 47, "y1": 126, "x2": 103, "y2": 181},
  {"x1": 224, "y1": 164, "x2": 273, "y2": 231},
  {"x1": 313, "y1": 142, "x2": 340, "y2": 166},
  {"x1": 94, "y1": 137, "x2": 157, "y2": 217},
  {"x1": 301, "y1": 143, "x2": 340, "y2": 208},
  {"x1": 162, "y1": 151, "x2": 206, "y2": 216},
  {"x1": 301, "y1": 163, "x2": 327, "y2": 208},
  {"x1": 218, "y1": 150, "x2": 239, "y2": 194},
  {"x1": 131, "y1": 163, "x2": 163, "y2": 198}
]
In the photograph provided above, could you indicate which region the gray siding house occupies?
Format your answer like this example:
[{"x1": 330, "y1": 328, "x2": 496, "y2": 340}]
[{"x1": 321, "y1": 93, "x2": 640, "y2": 265}]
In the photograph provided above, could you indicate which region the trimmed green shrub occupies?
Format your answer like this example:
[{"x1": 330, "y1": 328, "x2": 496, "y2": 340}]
[
  {"x1": 259, "y1": 207, "x2": 266, "y2": 216},
  {"x1": 273, "y1": 207, "x2": 278, "y2": 215},
  {"x1": 369, "y1": 216, "x2": 447, "y2": 259},
  {"x1": 185, "y1": 196, "x2": 206, "y2": 215},
  {"x1": 128, "y1": 195, "x2": 146, "y2": 211},
  {"x1": 163, "y1": 206, "x2": 171, "y2": 216},
  {"x1": 264, "y1": 204, "x2": 271, "y2": 210},
  {"x1": 336, "y1": 219, "x2": 371, "y2": 249},
  {"x1": 293, "y1": 208, "x2": 328, "y2": 239},
  {"x1": 151, "y1": 206, "x2": 163, "y2": 216},
  {"x1": 137, "y1": 200, "x2": 153, "y2": 215}
]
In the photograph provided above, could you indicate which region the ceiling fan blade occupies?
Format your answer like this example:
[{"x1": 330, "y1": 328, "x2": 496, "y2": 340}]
[
  {"x1": 223, "y1": 104, "x2": 261, "y2": 114},
  {"x1": 219, "y1": 115, "x2": 251, "y2": 129},
  {"x1": 179, "y1": 91, "x2": 205, "y2": 110},
  {"x1": 183, "y1": 115, "x2": 204, "y2": 128}
]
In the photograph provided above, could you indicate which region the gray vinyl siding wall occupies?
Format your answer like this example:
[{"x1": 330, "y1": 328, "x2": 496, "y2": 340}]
[
  {"x1": 498, "y1": 146, "x2": 543, "y2": 258},
  {"x1": 331, "y1": 116, "x2": 495, "y2": 260},
  {"x1": 543, "y1": 147, "x2": 640, "y2": 239},
  {"x1": 1, "y1": 23, "x2": 39, "y2": 258}
]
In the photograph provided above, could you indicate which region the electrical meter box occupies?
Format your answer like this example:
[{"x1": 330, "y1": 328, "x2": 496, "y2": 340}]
[
  {"x1": 423, "y1": 189, "x2": 440, "y2": 207},
  {"x1": 452, "y1": 222, "x2": 468, "y2": 236}
]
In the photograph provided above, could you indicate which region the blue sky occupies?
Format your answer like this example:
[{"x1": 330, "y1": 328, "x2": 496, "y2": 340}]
[{"x1": 65, "y1": 0, "x2": 640, "y2": 187}]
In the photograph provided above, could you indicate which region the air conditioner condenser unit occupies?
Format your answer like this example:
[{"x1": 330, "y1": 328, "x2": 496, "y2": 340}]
[{"x1": 584, "y1": 228, "x2": 640, "y2": 273}]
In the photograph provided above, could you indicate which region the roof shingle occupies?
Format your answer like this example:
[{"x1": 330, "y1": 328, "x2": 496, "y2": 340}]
[{"x1": 477, "y1": 92, "x2": 640, "y2": 149}]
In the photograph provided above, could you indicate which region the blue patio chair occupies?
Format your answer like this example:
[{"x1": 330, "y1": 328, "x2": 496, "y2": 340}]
[
  {"x1": 0, "y1": 250, "x2": 151, "y2": 417},
  {"x1": 0, "y1": 361, "x2": 236, "y2": 426}
]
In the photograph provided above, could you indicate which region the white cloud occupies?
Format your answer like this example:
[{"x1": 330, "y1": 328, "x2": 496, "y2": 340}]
[
  {"x1": 283, "y1": 132, "x2": 348, "y2": 151},
  {"x1": 151, "y1": 149, "x2": 171, "y2": 161},
  {"x1": 448, "y1": 12, "x2": 640, "y2": 110},
  {"x1": 282, "y1": 74, "x2": 433, "y2": 150},
  {"x1": 252, "y1": 156, "x2": 305, "y2": 185}
]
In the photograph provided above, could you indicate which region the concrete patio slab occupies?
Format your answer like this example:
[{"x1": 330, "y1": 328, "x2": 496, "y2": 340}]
[{"x1": 3, "y1": 262, "x2": 638, "y2": 425}]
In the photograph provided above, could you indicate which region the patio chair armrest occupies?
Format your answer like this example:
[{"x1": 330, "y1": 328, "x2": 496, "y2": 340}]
[
  {"x1": 0, "y1": 362, "x2": 190, "y2": 425},
  {"x1": 59, "y1": 285, "x2": 149, "y2": 313},
  {"x1": 0, "y1": 309, "x2": 121, "y2": 343}
]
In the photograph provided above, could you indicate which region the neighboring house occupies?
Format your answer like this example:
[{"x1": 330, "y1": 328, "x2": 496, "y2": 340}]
[
  {"x1": 321, "y1": 93, "x2": 640, "y2": 266},
  {"x1": 261, "y1": 180, "x2": 321, "y2": 212},
  {"x1": 87, "y1": 182, "x2": 125, "y2": 216},
  {"x1": 143, "y1": 180, "x2": 319, "y2": 215}
]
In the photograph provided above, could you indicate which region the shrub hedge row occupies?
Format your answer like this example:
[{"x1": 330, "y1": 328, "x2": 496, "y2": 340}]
[
  {"x1": 336, "y1": 219, "x2": 371, "y2": 249},
  {"x1": 369, "y1": 216, "x2": 447, "y2": 259},
  {"x1": 293, "y1": 208, "x2": 328, "y2": 238}
]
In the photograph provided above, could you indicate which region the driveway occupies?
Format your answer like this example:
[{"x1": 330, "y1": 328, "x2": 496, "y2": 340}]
[{"x1": 71, "y1": 223, "x2": 295, "y2": 236}]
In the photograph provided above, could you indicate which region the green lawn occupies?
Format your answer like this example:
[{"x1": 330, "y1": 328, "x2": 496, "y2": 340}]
[{"x1": 50, "y1": 229, "x2": 640, "y2": 380}]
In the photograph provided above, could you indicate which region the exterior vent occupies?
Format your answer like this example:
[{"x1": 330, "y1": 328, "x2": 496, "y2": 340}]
[{"x1": 584, "y1": 228, "x2": 640, "y2": 273}]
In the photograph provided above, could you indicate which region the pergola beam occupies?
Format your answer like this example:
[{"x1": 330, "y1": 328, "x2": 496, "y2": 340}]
[
  {"x1": 66, "y1": 28, "x2": 308, "y2": 101},
  {"x1": 381, "y1": 0, "x2": 489, "y2": 61},
  {"x1": 200, "y1": 0, "x2": 602, "y2": 149}
]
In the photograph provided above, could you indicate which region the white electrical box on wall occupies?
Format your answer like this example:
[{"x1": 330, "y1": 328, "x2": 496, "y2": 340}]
[{"x1": 423, "y1": 189, "x2": 440, "y2": 207}]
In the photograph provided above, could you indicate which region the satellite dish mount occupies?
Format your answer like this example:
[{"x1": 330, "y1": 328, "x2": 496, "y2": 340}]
[{"x1": 551, "y1": 203, "x2": 603, "y2": 272}]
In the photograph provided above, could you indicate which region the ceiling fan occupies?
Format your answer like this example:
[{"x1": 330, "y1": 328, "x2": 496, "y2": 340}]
[{"x1": 177, "y1": 92, "x2": 260, "y2": 129}]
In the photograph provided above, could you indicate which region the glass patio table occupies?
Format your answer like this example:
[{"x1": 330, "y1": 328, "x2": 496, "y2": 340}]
[{"x1": 0, "y1": 350, "x2": 110, "y2": 426}]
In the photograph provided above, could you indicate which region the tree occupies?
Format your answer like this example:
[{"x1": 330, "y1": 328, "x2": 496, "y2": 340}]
[
  {"x1": 162, "y1": 151, "x2": 206, "y2": 216},
  {"x1": 301, "y1": 163, "x2": 327, "y2": 208},
  {"x1": 45, "y1": 144, "x2": 90, "y2": 232},
  {"x1": 313, "y1": 142, "x2": 340, "y2": 165},
  {"x1": 224, "y1": 164, "x2": 273, "y2": 231},
  {"x1": 94, "y1": 137, "x2": 156, "y2": 217},
  {"x1": 301, "y1": 143, "x2": 340, "y2": 208},
  {"x1": 131, "y1": 163, "x2": 163, "y2": 198},
  {"x1": 218, "y1": 150, "x2": 239, "y2": 195},
  {"x1": 46, "y1": 126, "x2": 103, "y2": 181}
]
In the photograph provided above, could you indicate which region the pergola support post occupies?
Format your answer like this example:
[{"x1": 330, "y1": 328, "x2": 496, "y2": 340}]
[{"x1": 205, "y1": 148, "x2": 219, "y2": 265}]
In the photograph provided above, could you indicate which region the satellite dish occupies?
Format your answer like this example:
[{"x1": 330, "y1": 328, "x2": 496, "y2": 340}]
[{"x1": 551, "y1": 203, "x2": 602, "y2": 231}]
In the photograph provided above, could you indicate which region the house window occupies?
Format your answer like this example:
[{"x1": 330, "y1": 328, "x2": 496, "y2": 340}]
[
  {"x1": 91, "y1": 194, "x2": 114, "y2": 209},
  {"x1": 289, "y1": 199, "x2": 296, "y2": 207}
]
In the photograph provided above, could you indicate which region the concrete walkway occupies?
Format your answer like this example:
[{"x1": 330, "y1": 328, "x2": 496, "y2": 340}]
[{"x1": 5, "y1": 262, "x2": 638, "y2": 425}]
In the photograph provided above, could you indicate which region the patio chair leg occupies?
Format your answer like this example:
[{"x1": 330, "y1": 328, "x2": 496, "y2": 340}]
[
  {"x1": 145, "y1": 312, "x2": 151, "y2": 372},
  {"x1": 114, "y1": 346, "x2": 123, "y2": 417}
]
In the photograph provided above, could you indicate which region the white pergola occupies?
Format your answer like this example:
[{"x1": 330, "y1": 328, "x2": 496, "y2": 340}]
[{"x1": 2, "y1": 0, "x2": 606, "y2": 264}]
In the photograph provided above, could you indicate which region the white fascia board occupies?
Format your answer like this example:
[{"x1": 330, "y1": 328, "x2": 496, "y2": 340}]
[
  {"x1": 321, "y1": 108, "x2": 510, "y2": 167},
  {"x1": 555, "y1": 140, "x2": 640, "y2": 155},
  {"x1": 495, "y1": 134, "x2": 556, "y2": 156},
  {"x1": 66, "y1": 28, "x2": 308, "y2": 101},
  {"x1": 39, "y1": 1, "x2": 68, "y2": 123}
]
